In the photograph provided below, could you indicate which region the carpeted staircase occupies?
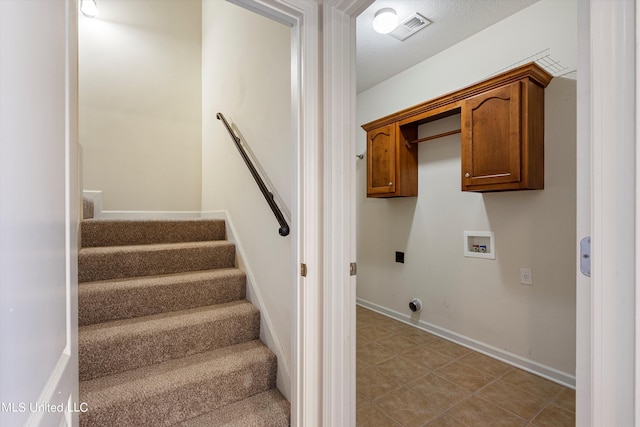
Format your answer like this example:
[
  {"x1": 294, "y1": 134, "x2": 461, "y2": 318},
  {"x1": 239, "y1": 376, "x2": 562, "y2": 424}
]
[{"x1": 77, "y1": 212, "x2": 290, "y2": 426}]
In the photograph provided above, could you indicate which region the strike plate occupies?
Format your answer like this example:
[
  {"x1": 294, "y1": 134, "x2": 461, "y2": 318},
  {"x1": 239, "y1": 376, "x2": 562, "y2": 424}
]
[{"x1": 580, "y1": 237, "x2": 590, "y2": 277}]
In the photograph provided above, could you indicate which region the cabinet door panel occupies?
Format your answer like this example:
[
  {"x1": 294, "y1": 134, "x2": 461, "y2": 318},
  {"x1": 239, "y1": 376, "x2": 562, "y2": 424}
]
[
  {"x1": 367, "y1": 124, "x2": 396, "y2": 195},
  {"x1": 462, "y1": 81, "x2": 522, "y2": 189}
]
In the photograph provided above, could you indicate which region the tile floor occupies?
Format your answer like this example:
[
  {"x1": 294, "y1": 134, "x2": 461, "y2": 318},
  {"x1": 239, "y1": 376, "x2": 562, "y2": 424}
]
[{"x1": 356, "y1": 306, "x2": 575, "y2": 427}]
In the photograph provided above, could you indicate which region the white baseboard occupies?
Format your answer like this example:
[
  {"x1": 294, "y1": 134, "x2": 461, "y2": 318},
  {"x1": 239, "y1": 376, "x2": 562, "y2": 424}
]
[
  {"x1": 356, "y1": 298, "x2": 576, "y2": 389},
  {"x1": 201, "y1": 210, "x2": 292, "y2": 400},
  {"x1": 97, "y1": 211, "x2": 203, "y2": 220},
  {"x1": 81, "y1": 191, "x2": 204, "y2": 220}
]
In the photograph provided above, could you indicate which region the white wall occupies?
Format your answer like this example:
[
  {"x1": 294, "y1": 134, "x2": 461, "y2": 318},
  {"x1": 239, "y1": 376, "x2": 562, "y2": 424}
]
[
  {"x1": 356, "y1": 0, "x2": 577, "y2": 381},
  {"x1": 201, "y1": 0, "x2": 292, "y2": 397},
  {"x1": 79, "y1": 0, "x2": 202, "y2": 211},
  {"x1": 0, "y1": 0, "x2": 79, "y2": 425}
]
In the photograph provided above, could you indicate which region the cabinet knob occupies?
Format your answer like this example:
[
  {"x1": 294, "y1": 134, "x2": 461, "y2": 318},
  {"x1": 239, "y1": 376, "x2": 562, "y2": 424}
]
[
  {"x1": 388, "y1": 182, "x2": 393, "y2": 186},
  {"x1": 465, "y1": 173, "x2": 470, "y2": 178}
]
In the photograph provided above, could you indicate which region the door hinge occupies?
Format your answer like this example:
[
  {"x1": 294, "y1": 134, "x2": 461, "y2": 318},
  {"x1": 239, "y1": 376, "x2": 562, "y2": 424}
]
[
  {"x1": 300, "y1": 263, "x2": 307, "y2": 277},
  {"x1": 580, "y1": 237, "x2": 590, "y2": 277},
  {"x1": 350, "y1": 262, "x2": 357, "y2": 276}
]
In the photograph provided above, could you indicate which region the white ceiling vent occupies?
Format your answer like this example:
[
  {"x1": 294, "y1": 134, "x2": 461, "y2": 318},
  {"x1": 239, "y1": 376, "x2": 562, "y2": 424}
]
[{"x1": 389, "y1": 13, "x2": 432, "y2": 41}]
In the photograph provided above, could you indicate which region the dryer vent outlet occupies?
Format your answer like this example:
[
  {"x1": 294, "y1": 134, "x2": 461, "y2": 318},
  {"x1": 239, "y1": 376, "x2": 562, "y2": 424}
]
[{"x1": 409, "y1": 298, "x2": 422, "y2": 313}]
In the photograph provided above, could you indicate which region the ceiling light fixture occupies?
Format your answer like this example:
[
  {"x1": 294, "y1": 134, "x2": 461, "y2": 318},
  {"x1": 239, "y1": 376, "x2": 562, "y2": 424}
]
[
  {"x1": 80, "y1": 0, "x2": 100, "y2": 18},
  {"x1": 372, "y1": 8, "x2": 398, "y2": 34}
]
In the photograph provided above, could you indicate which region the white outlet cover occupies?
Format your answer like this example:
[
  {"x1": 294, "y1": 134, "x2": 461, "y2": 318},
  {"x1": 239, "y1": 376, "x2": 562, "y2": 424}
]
[{"x1": 520, "y1": 268, "x2": 533, "y2": 285}]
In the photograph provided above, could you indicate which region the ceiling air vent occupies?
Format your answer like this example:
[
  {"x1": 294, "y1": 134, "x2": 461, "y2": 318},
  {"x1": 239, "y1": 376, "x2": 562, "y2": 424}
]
[{"x1": 389, "y1": 13, "x2": 432, "y2": 41}]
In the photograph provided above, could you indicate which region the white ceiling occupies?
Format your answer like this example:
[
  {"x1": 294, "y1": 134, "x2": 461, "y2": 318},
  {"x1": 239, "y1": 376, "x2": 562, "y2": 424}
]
[{"x1": 356, "y1": 0, "x2": 540, "y2": 93}]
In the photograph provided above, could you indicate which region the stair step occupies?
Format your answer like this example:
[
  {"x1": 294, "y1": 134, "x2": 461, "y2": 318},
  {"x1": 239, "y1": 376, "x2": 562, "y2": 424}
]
[
  {"x1": 79, "y1": 340, "x2": 277, "y2": 427},
  {"x1": 176, "y1": 389, "x2": 290, "y2": 427},
  {"x1": 81, "y1": 219, "x2": 226, "y2": 247},
  {"x1": 78, "y1": 268, "x2": 247, "y2": 326},
  {"x1": 79, "y1": 300, "x2": 260, "y2": 381},
  {"x1": 78, "y1": 241, "x2": 235, "y2": 282}
]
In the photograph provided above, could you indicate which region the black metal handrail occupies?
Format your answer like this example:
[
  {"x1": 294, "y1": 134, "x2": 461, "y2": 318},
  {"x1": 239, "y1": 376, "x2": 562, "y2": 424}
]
[{"x1": 216, "y1": 112, "x2": 290, "y2": 237}]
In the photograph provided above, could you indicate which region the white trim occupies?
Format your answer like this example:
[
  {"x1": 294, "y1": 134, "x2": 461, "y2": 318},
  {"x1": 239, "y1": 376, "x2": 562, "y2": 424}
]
[
  {"x1": 24, "y1": 353, "x2": 73, "y2": 427},
  {"x1": 65, "y1": 0, "x2": 80, "y2": 424},
  {"x1": 576, "y1": 1, "x2": 591, "y2": 425},
  {"x1": 202, "y1": 210, "x2": 292, "y2": 399},
  {"x1": 636, "y1": 1, "x2": 640, "y2": 421},
  {"x1": 321, "y1": 2, "x2": 372, "y2": 424},
  {"x1": 357, "y1": 298, "x2": 576, "y2": 389},
  {"x1": 223, "y1": 1, "x2": 320, "y2": 424},
  {"x1": 589, "y1": 0, "x2": 637, "y2": 425}
]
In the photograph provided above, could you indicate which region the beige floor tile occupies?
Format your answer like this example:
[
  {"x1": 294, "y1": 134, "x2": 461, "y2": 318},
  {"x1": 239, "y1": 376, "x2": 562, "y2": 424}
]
[
  {"x1": 448, "y1": 396, "x2": 526, "y2": 427},
  {"x1": 406, "y1": 373, "x2": 471, "y2": 411},
  {"x1": 358, "y1": 324, "x2": 397, "y2": 341},
  {"x1": 424, "y1": 413, "x2": 468, "y2": 427},
  {"x1": 357, "y1": 391, "x2": 368, "y2": 408},
  {"x1": 530, "y1": 403, "x2": 575, "y2": 427},
  {"x1": 357, "y1": 404, "x2": 402, "y2": 427},
  {"x1": 476, "y1": 380, "x2": 549, "y2": 419},
  {"x1": 434, "y1": 362, "x2": 495, "y2": 392},
  {"x1": 457, "y1": 352, "x2": 512, "y2": 378},
  {"x1": 500, "y1": 369, "x2": 564, "y2": 401},
  {"x1": 356, "y1": 307, "x2": 575, "y2": 426},
  {"x1": 374, "y1": 387, "x2": 443, "y2": 427},
  {"x1": 376, "y1": 356, "x2": 428, "y2": 385},
  {"x1": 402, "y1": 347, "x2": 453, "y2": 372},
  {"x1": 377, "y1": 334, "x2": 420, "y2": 354},
  {"x1": 357, "y1": 318, "x2": 374, "y2": 329},
  {"x1": 357, "y1": 366, "x2": 402, "y2": 403},
  {"x1": 552, "y1": 388, "x2": 575, "y2": 413},
  {"x1": 426, "y1": 337, "x2": 472, "y2": 359},
  {"x1": 397, "y1": 327, "x2": 440, "y2": 345},
  {"x1": 369, "y1": 315, "x2": 405, "y2": 330},
  {"x1": 357, "y1": 339, "x2": 397, "y2": 366}
]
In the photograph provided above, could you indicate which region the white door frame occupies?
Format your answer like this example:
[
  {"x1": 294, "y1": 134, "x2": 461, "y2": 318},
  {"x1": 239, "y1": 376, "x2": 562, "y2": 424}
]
[
  {"x1": 579, "y1": 0, "x2": 638, "y2": 425},
  {"x1": 229, "y1": 0, "x2": 370, "y2": 424},
  {"x1": 319, "y1": 1, "x2": 371, "y2": 425}
]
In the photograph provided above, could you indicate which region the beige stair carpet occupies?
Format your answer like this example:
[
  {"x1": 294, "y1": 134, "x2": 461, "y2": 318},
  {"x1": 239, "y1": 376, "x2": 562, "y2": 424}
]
[{"x1": 78, "y1": 218, "x2": 289, "y2": 426}]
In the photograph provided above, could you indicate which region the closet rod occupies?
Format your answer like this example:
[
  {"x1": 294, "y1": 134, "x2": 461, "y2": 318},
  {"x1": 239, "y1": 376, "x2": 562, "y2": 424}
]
[{"x1": 408, "y1": 129, "x2": 462, "y2": 146}]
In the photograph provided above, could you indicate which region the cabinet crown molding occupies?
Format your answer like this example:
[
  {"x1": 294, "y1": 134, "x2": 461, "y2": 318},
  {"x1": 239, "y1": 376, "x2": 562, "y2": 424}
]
[{"x1": 362, "y1": 62, "x2": 552, "y2": 132}]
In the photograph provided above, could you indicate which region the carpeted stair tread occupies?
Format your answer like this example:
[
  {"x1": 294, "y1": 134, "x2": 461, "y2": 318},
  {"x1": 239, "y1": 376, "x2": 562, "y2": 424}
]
[
  {"x1": 78, "y1": 241, "x2": 236, "y2": 282},
  {"x1": 79, "y1": 340, "x2": 277, "y2": 427},
  {"x1": 79, "y1": 300, "x2": 260, "y2": 381},
  {"x1": 81, "y1": 218, "x2": 226, "y2": 247},
  {"x1": 78, "y1": 218, "x2": 290, "y2": 424},
  {"x1": 176, "y1": 389, "x2": 290, "y2": 427},
  {"x1": 78, "y1": 268, "x2": 246, "y2": 326}
]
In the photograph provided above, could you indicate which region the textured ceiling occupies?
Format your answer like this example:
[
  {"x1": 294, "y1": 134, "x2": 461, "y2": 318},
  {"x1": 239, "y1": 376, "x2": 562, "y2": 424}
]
[{"x1": 356, "y1": 0, "x2": 540, "y2": 93}]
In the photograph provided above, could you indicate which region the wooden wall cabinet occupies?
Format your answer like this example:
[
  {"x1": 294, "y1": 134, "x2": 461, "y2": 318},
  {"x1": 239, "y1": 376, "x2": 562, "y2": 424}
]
[
  {"x1": 362, "y1": 62, "x2": 552, "y2": 197},
  {"x1": 461, "y1": 78, "x2": 545, "y2": 191},
  {"x1": 366, "y1": 123, "x2": 418, "y2": 197}
]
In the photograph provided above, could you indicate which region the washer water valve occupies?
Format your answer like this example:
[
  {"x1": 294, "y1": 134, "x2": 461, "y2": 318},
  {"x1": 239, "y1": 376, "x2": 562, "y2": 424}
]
[{"x1": 409, "y1": 298, "x2": 422, "y2": 313}]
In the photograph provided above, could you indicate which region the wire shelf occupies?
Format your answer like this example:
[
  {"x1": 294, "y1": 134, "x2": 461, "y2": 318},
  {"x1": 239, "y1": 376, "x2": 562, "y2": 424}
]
[{"x1": 489, "y1": 48, "x2": 569, "y2": 78}]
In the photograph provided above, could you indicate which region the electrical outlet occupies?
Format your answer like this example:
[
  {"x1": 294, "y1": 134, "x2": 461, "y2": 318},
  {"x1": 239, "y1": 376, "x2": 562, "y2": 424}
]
[{"x1": 520, "y1": 268, "x2": 533, "y2": 285}]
